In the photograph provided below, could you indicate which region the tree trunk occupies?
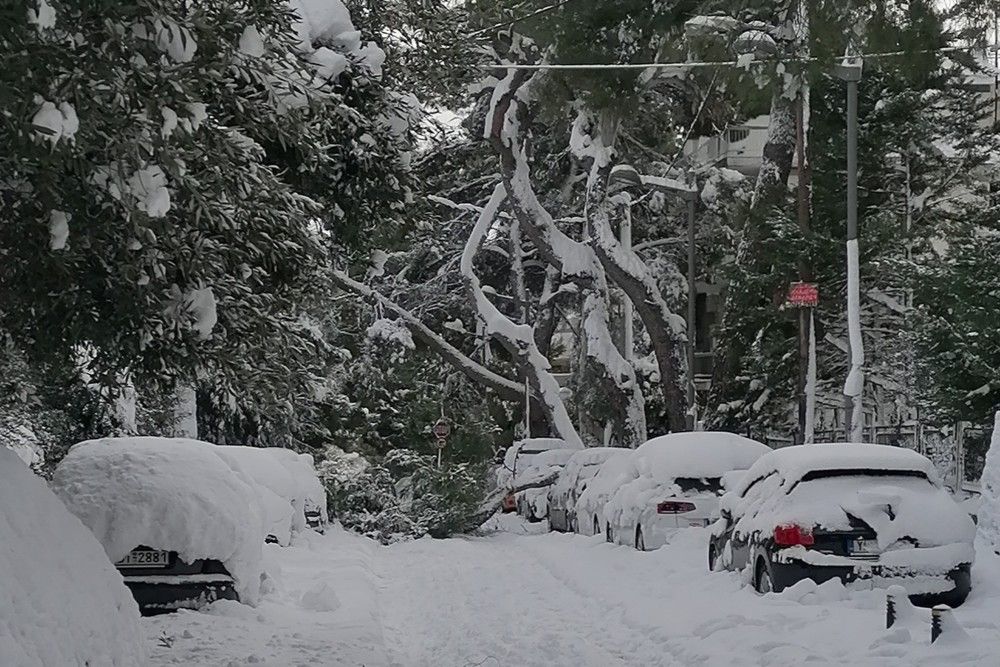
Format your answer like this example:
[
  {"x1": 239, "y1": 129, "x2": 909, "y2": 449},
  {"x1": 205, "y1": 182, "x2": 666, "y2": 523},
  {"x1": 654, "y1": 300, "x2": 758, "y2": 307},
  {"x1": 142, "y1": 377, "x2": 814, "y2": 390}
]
[{"x1": 580, "y1": 111, "x2": 689, "y2": 432}]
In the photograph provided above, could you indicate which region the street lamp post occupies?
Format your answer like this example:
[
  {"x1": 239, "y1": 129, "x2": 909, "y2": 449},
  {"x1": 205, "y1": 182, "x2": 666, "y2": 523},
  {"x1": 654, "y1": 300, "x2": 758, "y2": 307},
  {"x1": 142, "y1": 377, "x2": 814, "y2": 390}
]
[{"x1": 835, "y1": 47, "x2": 865, "y2": 443}]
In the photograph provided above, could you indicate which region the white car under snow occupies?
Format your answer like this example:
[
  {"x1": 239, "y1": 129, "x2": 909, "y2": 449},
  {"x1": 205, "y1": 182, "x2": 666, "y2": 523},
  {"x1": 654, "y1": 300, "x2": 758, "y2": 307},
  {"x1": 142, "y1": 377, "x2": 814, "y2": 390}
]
[
  {"x1": 548, "y1": 447, "x2": 629, "y2": 533},
  {"x1": 602, "y1": 432, "x2": 771, "y2": 551}
]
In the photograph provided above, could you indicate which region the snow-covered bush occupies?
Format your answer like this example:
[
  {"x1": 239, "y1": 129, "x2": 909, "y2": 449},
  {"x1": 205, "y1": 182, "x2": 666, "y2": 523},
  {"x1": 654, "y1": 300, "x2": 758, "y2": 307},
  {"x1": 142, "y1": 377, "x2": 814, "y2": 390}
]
[
  {"x1": 51, "y1": 437, "x2": 268, "y2": 603},
  {"x1": 0, "y1": 447, "x2": 145, "y2": 665},
  {"x1": 322, "y1": 447, "x2": 488, "y2": 543}
]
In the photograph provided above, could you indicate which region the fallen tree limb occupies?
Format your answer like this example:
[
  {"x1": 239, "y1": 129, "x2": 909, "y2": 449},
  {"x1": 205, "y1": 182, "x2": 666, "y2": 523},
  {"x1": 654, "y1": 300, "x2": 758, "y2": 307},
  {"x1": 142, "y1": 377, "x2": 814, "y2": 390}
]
[{"x1": 331, "y1": 270, "x2": 526, "y2": 404}]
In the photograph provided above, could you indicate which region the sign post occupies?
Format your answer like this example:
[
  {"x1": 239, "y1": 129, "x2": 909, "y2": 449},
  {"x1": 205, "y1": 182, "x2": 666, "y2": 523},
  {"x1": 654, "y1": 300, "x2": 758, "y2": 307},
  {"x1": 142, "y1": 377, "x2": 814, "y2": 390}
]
[
  {"x1": 432, "y1": 418, "x2": 450, "y2": 468},
  {"x1": 788, "y1": 282, "x2": 819, "y2": 443}
]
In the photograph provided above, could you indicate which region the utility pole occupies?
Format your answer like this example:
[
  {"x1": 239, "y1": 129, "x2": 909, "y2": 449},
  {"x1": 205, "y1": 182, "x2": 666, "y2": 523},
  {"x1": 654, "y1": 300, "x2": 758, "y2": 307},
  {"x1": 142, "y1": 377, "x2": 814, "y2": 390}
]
[
  {"x1": 836, "y1": 47, "x2": 865, "y2": 443},
  {"x1": 621, "y1": 197, "x2": 634, "y2": 362},
  {"x1": 686, "y1": 195, "x2": 697, "y2": 430}
]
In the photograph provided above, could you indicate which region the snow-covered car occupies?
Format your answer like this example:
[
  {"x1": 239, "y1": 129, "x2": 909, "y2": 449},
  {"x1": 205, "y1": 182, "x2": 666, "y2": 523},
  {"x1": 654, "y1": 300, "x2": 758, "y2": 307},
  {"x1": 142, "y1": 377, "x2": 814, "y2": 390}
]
[
  {"x1": 52, "y1": 437, "x2": 267, "y2": 614},
  {"x1": 214, "y1": 445, "x2": 329, "y2": 543},
  {"x1": 604, "y1": 432, "x2": 771, "y2": 550},
  {"x1": 1, "y1": 446, "x2": 146, "y2": 665},
  {"x1": 548, "y1": 447, "x2": 628, "y2": 532},
  {"x1": 709, "y1": 443, "x2": 976, "y2": 607},
  {"x1": 575, "y1": 450, "x2": 639, "y2": 537},
  {"x1": 514, "y1": 448, "x2": 577, "y2": 522},
  {"x1": 497, "y1": 437, "x2": 577, "y2": 514}
]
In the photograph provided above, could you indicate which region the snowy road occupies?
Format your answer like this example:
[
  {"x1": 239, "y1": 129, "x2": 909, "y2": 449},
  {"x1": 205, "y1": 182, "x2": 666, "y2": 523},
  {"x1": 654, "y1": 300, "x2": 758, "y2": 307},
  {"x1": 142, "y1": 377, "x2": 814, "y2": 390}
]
[{"x1": 146, "y1": 518, "x2": 1000, "y2": 666}]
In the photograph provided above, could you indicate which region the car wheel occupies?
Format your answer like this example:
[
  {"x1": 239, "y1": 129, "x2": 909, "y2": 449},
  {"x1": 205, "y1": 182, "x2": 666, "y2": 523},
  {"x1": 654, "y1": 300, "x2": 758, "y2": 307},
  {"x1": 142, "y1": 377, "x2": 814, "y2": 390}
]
[
  {"x1": 708, "y1": 544, "x2": 717, "y2": 571},
  {"x1": 605, "y1": 522, "x2": 613, "y2": 543},
  {"x1": 594, "y1": 516, "x2": 601, "y2": 535},
  {"x1": 635, "y1": 526, "x2": 646, "y2": 551},
  {"x1": 568, "y1": 514, "x2": 577, "y2": 533},
  {"x1": 754, "y1": 557, "x2": 773, "y2": 594}
]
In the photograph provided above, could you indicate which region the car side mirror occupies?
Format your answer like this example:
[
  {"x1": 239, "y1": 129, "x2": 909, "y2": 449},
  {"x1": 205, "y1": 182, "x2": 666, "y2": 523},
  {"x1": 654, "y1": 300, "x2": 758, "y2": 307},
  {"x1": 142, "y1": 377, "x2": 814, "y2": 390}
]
[{"x1": 720, "y1": 508, "x2": 733, "y2": 522}]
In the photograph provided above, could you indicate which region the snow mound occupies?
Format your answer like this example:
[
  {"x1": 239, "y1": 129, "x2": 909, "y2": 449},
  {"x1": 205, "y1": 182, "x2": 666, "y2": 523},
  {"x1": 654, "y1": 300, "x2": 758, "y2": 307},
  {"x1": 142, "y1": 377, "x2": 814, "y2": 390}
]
[
  {"x1": 51, "y1": 437, "x2": 267, "y2": 604},
  {"x1": 0, "y1": 447, "x2": 145, "y2": 666},
  {"x1": 977, "y1": 412, "x2": 1000, "y2": 555}
]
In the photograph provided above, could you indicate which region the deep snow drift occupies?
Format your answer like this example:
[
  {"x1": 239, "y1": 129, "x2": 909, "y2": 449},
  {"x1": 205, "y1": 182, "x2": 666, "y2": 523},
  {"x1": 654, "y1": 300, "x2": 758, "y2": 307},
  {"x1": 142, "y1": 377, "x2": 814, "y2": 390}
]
[{"x1": 0, "y1": 447, "x2": 145, "y2": 666}]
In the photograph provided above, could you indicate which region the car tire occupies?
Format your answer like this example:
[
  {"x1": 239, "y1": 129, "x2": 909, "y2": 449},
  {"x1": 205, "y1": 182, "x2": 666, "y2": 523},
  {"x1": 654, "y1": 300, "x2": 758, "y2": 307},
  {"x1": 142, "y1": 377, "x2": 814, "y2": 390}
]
[
  {"x1": 708, "y1": 544, "x2": 717, "y2": 571},
  {"x1": 754, "y1": 557, "x2": 773, "y2": 594},
  {"x1": 568, "y1": 514, "x2": 577, "y2": 533},
  {"x1": 594, "y1": 516, "x2": 601, "y2": 536},
  {"x1": 605, "y1": 522, "x2": 613, "y2": 544},
  {"x1": 635, "y1": 526, "x2": 646, "y2": 551}
]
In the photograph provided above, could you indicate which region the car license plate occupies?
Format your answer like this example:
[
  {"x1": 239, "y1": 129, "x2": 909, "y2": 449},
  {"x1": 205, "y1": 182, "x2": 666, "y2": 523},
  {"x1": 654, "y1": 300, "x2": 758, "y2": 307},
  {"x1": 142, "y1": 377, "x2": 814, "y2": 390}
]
[
  {"x1": 849, "y1": 537, "x2": 880, "y2": 555},
  {"x1": 116, "y1": 549, "x2": 170, "y2": 569}
]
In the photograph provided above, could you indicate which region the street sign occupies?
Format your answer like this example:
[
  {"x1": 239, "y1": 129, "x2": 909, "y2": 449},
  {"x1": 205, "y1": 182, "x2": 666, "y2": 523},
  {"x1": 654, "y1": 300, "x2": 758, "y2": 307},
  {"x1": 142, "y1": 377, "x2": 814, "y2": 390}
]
[
  {"x1": 788, "y1": 282, "x2": 819, "y2": 307},
  {"x1": 432, "y1": 418, "x2": 450, "y2": 441}
]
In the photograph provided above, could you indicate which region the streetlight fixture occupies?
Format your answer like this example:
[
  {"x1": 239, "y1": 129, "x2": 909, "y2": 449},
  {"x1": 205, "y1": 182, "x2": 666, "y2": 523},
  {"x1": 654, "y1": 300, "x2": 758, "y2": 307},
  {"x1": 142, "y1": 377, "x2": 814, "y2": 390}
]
[{"x1": 835, "y1": 44, "x2": 865, "y2": 443}]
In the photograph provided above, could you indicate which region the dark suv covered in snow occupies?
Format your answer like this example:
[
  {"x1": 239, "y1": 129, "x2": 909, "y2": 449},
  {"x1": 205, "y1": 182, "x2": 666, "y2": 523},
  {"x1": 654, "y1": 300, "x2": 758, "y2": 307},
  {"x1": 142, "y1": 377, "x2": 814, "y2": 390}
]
[{"x1": 708, "y1": 443, "x2": 975, "y2": 607}]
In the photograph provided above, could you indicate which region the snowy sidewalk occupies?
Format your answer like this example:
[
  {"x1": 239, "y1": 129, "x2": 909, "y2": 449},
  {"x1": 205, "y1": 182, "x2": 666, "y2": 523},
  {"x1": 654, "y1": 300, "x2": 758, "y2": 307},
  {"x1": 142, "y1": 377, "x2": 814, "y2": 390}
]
[{"x1": 146, "y1": 520, "x2": 1000, "y2": 666}]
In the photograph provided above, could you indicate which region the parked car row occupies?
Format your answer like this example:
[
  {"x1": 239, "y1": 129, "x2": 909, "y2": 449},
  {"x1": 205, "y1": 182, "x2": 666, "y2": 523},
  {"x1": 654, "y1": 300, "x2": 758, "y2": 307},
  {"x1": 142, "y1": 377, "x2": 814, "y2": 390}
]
[
  {"x1": 502, "y1": 432, "x2": 977, "y2": 607},
  {"x1": 51, "y1": 436, "x2": 329, "y2": 615}
]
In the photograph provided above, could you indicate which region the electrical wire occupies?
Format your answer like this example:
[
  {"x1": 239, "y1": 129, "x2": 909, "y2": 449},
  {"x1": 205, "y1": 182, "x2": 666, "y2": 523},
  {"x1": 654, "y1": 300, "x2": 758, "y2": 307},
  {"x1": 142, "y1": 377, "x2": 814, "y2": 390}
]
[{"x1": 480, "y1": 42, "x2": 999, "y2": 71}]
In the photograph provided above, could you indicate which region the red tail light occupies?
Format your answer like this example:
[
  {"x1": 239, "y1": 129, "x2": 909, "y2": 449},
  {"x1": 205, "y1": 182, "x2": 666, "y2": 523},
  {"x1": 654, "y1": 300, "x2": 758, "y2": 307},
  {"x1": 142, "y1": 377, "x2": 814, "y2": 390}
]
[
  {"x1": 773, "y1": 524, "x2": 814, "y2": 547},
  {"x1": 657, "y1": 501, "x2": 696, "y2": 514}
]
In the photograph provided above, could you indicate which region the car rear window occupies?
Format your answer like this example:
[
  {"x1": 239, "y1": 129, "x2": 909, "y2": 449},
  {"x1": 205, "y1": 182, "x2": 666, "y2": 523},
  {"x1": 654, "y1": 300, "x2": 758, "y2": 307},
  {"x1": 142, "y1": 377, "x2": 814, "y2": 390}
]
[
  {"x1": 798, "y1": 468, "x2": 930, "y2": 483},
  {"x1": 675, "y1": 477, "x2": 723, "y2": 494}
]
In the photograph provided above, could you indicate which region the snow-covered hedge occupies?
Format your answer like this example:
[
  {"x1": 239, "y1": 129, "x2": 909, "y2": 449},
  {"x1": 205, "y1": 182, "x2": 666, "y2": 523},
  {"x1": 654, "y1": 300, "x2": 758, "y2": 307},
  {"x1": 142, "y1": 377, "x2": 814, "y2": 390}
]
[
  {"x1": 51, "y1": 437, "x2": 267, "y2": 603},
  {"x1": 0, "y1": 447, "x2": 145, "y2": 665}
]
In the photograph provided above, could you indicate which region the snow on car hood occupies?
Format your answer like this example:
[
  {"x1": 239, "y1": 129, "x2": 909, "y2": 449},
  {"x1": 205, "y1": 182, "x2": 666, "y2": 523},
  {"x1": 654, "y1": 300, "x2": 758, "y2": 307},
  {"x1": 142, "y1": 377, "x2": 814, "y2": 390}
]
[
  {"x1": 549, "y1": 448, "x2": 627, "y2": 511},
  {"x1": 731, "y1": 473, "x2": 976, "y2": 554},
  {"x1": 52, "y1": 437, "x2": 268, "y2": 603}
]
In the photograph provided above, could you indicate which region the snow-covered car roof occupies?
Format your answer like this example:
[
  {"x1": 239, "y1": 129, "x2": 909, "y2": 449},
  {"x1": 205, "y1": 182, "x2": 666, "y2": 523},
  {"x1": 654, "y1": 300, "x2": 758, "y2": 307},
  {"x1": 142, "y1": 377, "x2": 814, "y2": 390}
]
[
  {"x1": 730, "y1": 443, "x2": 939, "y2": 498},
  {"x1": 2, "y1": 447, "x2": 145, "y2": 665},
  {"x1": 550, "y1": 448, "x2": 629, "y2": 503},
  {"x1": 630, "y1": 432, "x2": 771, "y2": 482},
  {"x1": 51, "y1": 437, "x2": 268, "y2": 603}
]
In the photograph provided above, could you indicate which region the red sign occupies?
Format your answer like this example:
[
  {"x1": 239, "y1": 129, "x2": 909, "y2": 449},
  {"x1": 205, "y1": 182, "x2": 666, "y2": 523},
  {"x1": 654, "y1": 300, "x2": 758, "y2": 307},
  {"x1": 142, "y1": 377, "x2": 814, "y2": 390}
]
[
  {"x1": 432, "y1": 418, "x2": 450, "y2": 441},
  {"x1": 788, "y1": 282, "x2": 819, "y2": 307}
]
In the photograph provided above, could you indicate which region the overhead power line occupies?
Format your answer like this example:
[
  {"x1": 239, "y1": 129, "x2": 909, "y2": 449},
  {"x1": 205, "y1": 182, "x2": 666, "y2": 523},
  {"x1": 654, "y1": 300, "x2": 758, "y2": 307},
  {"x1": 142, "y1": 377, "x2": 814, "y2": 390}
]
[{"x1": 480, "y1": 43, "x2": 999, "y2": 71}]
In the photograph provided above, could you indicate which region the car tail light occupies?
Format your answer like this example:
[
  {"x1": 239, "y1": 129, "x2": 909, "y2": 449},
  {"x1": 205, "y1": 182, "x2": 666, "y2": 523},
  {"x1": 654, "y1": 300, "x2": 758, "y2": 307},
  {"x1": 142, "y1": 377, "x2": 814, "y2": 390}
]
[
  {"x1": 657, "y1": 501, "x2": 696, "y2": 514},
  {"x1": 773, "y1": 524, "x2": 815, "y2": 547}
]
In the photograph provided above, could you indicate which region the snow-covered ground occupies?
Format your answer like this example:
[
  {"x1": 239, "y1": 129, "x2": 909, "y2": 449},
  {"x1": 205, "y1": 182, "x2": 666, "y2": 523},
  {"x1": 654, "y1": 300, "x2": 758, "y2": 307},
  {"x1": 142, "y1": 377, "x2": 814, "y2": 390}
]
[{"x1": 146, "y1": 518, "x2": 1000, "y2": 666}]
